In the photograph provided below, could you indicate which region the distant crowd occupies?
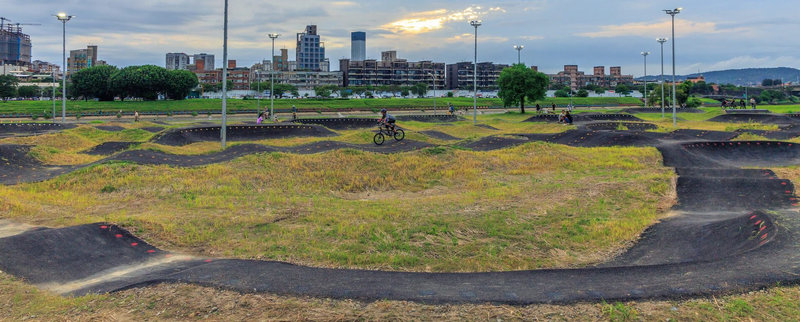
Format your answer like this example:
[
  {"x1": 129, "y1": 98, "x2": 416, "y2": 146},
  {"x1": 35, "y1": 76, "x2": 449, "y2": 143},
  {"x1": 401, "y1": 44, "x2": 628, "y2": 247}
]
[{"x1": 721, "y1": 98, "x2": 757, "y2": 110}]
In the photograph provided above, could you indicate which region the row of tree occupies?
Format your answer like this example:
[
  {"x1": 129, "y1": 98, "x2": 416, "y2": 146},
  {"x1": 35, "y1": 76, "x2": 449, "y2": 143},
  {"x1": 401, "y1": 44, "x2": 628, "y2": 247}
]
[{"x1": 71, "y1": 65, "x2": 198, "y2": 101}]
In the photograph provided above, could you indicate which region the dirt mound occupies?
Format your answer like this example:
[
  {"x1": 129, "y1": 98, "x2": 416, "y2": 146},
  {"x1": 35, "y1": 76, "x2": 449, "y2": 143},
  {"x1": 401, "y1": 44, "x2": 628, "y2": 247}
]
[
  {"x1": 523, "y1": 115, "x2": 560, "y2": 123},
  {"x1": 139, "y1": 127, "x2": 164, "y2": 133},
  {"x1": 579, "y1": 113, "x2": 643, "y2": 122},
  {"x1": 0, "y1": 144, "x2": 76, "y2": 185},
  {"x1": 110, "y1": 140, "x2": 433, "y2": 167},
  {"x1": 0, "y1": 123, "x2": 76, "y2": 137},
  {"x1": 153, "y1": 124, "x2": 338, "y2": 146},
  {"x1": 583, "y1": 122, "x2": 658, "y2": 131},
  {"x1": 84, "y1": 142, "x2": 137, "y2": 155},
  {"x1": 663, "y1": 129, "x2": 741, "y2": 141},
  {"x1": 521, "y1": 130, "x2": 661, "y2": 147},
  {"x1": 396, "y1": 115, "x2": 460, "y2": 122},
  {"x1": 461, "y1": 136, "x2": 529, "y2": 151},
  {"x1": 607, "y1": 211, "x2": 776, "y2": 266},
  {"x1": 420, "y1": 130, "x2": 460, "y2": 141},
  {"x1": 293, "y1": 118, "x2": 377, "y2": 130},
  {"x1": 624, "y1": 108, "x2": 704, "y2": 114},
  {"x1": 474, "y1": 124, "x2": 499, "y2": 130},
  {"x1": 94, "y1": 125, "x2": 125, "y2": 132},
  {"x1": 725, "y1": 109, "x2": 770, "y2": 114},
  {"x1": 661, "y1": 141, "x2": 800, "y2": 168},
  {"x1": 735, "y1": 129, "x2": 800, "y2": 140},
  {"x1": 708, "y1": 114, "x2": 798, "y2": 124}
]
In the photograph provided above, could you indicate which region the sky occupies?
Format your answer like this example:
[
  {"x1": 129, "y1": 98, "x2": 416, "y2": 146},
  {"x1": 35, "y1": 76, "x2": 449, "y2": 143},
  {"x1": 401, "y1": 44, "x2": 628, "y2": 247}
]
[{"x1": 4, "y1": 0, "x2": 800, "y2": 76}]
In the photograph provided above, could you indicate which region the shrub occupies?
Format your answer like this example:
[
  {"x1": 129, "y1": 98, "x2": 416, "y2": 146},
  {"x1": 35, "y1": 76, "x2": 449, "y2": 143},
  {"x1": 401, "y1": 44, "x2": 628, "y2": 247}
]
[{"x1": 100, "y1": 185, "x2": 117, "y2": 193}]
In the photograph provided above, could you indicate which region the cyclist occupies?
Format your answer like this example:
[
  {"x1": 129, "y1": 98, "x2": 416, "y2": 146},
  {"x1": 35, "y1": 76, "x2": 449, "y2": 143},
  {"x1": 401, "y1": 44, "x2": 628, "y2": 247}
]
[{"x1": 378, "y1": 109, "x2": 397, "y2": 134}]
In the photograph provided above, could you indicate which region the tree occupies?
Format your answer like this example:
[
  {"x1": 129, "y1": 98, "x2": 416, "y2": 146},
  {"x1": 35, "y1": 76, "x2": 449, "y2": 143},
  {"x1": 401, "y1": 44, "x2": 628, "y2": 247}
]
[
  {"x1": 109, "y1": 65, "x2": 170, "y2": 100},
  {"x1": 71, "y1": 65, "x2": 118, "y2": 101},
  {"x1": 339, "y1": 88, "x2": 351, "y2": 98},
  {"x1": 554, "y1": 89, "x2": 570, "y2": 97},
  {"x1": 0, "y1": 75, "x2": 18, "y2": 101},
  {"x1": 315, "y1": 86, "x2": 332, "y2": 98},
  {"x1": 497, "y1": 64, "x2": 550, "y2": 114},
  {"x1": 17, "y1": 85, "x2": 41, "y2": 98},
  {"x1": 166, "y1": 70, "x2": 198, "y2": 100},
  {"x1": 576, "y1": 89, "x2": 589, "y2": 97},
  {"x1": 614, "y1": 84, "x2": 631, "y2": 96},
  {"x1": 411, "y1": 83, "x2": 428, "y2": 98},
  {"x1": 400, "y1": 88, "x2": 410, "y2": 98},
  {"x1": 594, "y1": 87, "x2": 607, "y2": 94}
]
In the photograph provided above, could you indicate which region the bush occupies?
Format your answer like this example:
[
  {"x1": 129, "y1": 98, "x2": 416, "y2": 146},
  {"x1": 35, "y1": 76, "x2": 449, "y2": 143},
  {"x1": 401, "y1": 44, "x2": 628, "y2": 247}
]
[
  {"x1": 31, "y1": 114, "x2": 39, "y2": 120},
  {"x1": 446, "y1": 92, "x2": 454, "y2": 98},
  {"x1": 686, "y1": 97, "x2": 703, "y2": 108},
  {"x1": 100, "y1": 185, "x2": 117, "y2": 193},
  {"x1": 576, "y1": 89, "x2": 589, "y2": 97},
  {"x1": 116, "y1": 111, "x2": 122, "y2": 119},
  {"x1": 191, "y1": 111, "x2": 198, "y2": 117},
  {"x1": 554, "y1": 89, "x2": 570, "y2": 98}
]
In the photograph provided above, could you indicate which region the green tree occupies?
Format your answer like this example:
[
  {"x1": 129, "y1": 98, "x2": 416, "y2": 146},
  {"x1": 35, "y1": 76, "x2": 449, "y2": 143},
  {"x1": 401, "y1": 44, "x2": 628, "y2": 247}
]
[
  {"x1": 166, "y1": 69, "x2": 198, "y2": 100},
  {"x1": 594, "y1": 87, "x2": 606, "y2": 94},
  {"x1": 496, "y1": 64, "x2": 550, "y2": 114},
  {"x1": 614, "y1": 84, "x2": 631, "y2": 96},
  {"x1": 411, "y1": 83, "x2": 429, "y2": 98},
  {"x1": 17, "y1": 85, "x2": 41, "y2": 98},
  {"x1": 576, "y1": 89, "x2": 589, "y2": 97},
  {"x1": 315, "y1": 86, "x2": 332, "y2": 98},
  {"x1": 0, "y1": 75, "x2": 18, "y2": 101},
  {"x1": 339, "y1": 88, "x2": 351, "y2": 98},
  {"x1": 400, "y1": 88, "x2": 410, "y2": 98},
  {"x1": 554, "y1": 89, "x2": 570, "y2": 97},
  {"x1": 71, "y1": 65, "x2": 118, "y2": 101}
]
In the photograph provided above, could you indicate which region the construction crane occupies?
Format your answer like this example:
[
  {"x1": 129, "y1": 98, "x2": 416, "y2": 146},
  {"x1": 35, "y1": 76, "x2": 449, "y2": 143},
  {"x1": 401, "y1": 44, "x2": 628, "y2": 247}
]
[{"x1": 14, "y1": 23, "x2": 41, "y2": 33}]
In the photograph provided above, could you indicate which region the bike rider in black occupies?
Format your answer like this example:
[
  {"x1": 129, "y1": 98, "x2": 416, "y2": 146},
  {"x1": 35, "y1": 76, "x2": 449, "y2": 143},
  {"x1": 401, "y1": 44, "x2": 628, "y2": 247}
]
[{"x1": 379, "y1": 109, "x2": 397, "y2": 134}]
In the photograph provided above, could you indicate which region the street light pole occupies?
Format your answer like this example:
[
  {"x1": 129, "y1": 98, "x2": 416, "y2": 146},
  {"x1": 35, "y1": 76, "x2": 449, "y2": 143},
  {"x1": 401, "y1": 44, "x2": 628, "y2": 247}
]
[
  {"x1": 221, "y1": 0, "x2": 228, "y2": 148},
  {"x1": 256, "y1": 70, "x2": 260, "y2": 112},
  {"x1": 657, "y1": 38, "x2": 668, "y2": 118},
  {"x1": 641, "y1": 51, "x2": 650, "y2": 108},
  {"x1": 470, "y1": 20, "x2": 482, "y2": 125},
  {"x1": 665, "y1": 7, "x2": 682, "y2": 127},
  {"x1": 54, "y1": 13, "x2": 73, "y2": 123},
  {"x1": 51, "y1": 69, "x2": 56, "y2": 123},
  {"x1": 513, "y1": 45, "x2": 524, "y2": 65},
  {"x1": 269, "y1": 34, "x2": 280, "y2": 121}
]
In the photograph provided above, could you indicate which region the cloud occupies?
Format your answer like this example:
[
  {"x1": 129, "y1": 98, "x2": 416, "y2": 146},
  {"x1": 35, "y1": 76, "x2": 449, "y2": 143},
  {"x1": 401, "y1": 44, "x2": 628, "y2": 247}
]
[
  {"x1": 577, "y1": 19, "x2": 735, "y2": 38},
  {"x1": 520, "y1": 35, "x2": 544, "y2": 41},
  {"x1": 447, "y1": 33, "x2": 508, "y2": 43},
  {"x1": 330, "y1": 1, "x2": 357, "y2": 6},
  {"x1": 381, "y1": 6, "x2": 504, "y2": 34}
]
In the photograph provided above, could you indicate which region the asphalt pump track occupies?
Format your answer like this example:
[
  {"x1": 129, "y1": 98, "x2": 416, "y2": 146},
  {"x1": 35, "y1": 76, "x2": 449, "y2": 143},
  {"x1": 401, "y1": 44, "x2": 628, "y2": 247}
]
[{"x1": 2, "y1": 126, "x2": 800, "y2": 304}]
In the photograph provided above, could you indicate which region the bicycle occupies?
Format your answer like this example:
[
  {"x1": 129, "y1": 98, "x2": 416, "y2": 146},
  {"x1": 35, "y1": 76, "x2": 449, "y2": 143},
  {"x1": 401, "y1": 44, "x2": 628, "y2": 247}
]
[{"x1": 373, "y1": 122, "x2": 405, "y2": 145}]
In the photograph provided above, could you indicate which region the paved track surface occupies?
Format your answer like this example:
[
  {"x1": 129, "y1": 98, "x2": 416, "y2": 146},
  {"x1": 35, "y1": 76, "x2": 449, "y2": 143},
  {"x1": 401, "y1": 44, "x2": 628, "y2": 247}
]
[{"x1": 2, "y1": 116, "x2": 800, "y2": 304}]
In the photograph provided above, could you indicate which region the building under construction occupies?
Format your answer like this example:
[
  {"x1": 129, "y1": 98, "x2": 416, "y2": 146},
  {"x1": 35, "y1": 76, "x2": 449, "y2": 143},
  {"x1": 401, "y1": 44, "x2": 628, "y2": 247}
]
[{"x1": 0, "y1": 22, "x2": 33, "y2": 66}]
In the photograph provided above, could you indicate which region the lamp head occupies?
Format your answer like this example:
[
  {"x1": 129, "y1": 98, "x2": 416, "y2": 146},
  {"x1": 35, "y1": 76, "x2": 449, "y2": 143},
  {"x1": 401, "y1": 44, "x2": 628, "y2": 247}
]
[
  {"x1": 641, "y1": 51, "x2": 650, "y2": 56},
  {"x1": 657, "y1": 38, "x2": 668, "y2": 43},
  {"x1": 54, "y1": 13, "x2": 74, "y2": 21},
  {"x1": 268, "y1": 33, "x2": 280, "y2": 39},
  {"x1": 469, "y1": 20, "x2": 482, "y2": 27}
]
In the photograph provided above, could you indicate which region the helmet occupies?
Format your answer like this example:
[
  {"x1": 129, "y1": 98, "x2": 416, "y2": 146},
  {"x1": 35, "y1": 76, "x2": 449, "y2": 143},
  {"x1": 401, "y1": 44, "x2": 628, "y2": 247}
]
[{"x1": 381, "y1": 109, "x2": 387, "y2": 113}]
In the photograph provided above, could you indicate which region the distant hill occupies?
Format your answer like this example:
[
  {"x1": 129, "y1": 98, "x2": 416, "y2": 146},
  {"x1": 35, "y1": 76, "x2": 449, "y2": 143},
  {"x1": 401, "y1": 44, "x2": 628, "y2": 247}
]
[{"x1": 639, "y1": 67, "x2": 800, "y2": 86}]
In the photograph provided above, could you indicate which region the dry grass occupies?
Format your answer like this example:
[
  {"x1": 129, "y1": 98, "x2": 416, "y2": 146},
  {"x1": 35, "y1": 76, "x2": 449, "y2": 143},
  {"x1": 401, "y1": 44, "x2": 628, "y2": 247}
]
[{"x1": 0, "y1": 142, "x2": 673, "y2": 272}]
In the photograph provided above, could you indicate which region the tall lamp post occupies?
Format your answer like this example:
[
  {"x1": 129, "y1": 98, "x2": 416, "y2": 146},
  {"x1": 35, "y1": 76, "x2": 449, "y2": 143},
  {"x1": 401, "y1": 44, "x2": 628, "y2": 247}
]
[
  {"x1": 256, "y1": 70, "x2": 261, "y2": 112},
  {"x1": 427, "y1": 72, "x2": 437, "y2": 115},
  {"x1": 221, "y1": 0, "x2": 229, "y2": 148},
  {"x1": 641, "y1": 51, "x2": 650, "y2": 108},
  {"x1": 513, "y1": 45, "x2": 524, "y2": 65},
  {"x1": 664, "y1": 7, "x2": 682, "y2": 127},
  {"x1": 657, "y1": 38, "x2": 668, "y2": 118},
  {"x1": 470, "y1": 20, "x2": 481, "y2": 125},
  {"x1": 54, "y1": 12, "x2": 73, "y2": 123},
  {"x1": 51, "y1": 69, "x2": 56, "y2": 123},
  {"x1": 268, "y1": 33, "x2": 280, "y2": 121}
]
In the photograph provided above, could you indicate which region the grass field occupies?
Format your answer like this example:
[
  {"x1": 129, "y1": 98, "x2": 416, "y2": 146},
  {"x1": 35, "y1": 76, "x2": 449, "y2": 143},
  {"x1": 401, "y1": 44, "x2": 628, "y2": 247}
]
[
  {"x1": 0, "y1": 96, "x2": 643, "y2": 116},
  {"x1": 3, "y1": 110, "x2": 800, "y2": 320}
]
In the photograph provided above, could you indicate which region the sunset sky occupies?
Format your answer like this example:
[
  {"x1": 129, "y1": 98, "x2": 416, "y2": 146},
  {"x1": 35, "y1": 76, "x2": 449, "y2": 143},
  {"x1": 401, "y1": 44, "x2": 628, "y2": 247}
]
[{"x1": 6, "y1": 0, "x2": 799, "y2": 75}]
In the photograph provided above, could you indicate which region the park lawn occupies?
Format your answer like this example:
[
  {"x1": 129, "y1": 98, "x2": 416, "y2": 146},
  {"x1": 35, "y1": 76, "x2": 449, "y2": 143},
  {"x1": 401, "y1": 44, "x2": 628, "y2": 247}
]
[
  {"x1": 0, "y1": 97, "x2": 642, "y2": 116},
  {"x1": 2, "y1": 272, "x2": 799, "y2": 320}
]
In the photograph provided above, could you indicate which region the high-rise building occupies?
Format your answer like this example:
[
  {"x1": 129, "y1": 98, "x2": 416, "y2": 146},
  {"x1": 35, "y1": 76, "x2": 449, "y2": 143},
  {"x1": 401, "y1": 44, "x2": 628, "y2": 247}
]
[
  {"x1": 0, "y1": 24, "x2": 32, "y2": 66},
  {"x1": 351, "y1": 31, "x2": 366, "y2": 61},
  {"x1": 166, "y1": 53, "x2": 190, "y2": 70},
  {"x1": 296, "y1": 25, "x2": 326, "y2": 71},
  {"x1": 193, "y1": 53, "x2": 215, "y2": 71},
  {"x1": 339, "y1": 51, "x2": 444, "y2": 88},
  {"x1": 67, "y1": 46, "x2": 99, "y2": 73},
  {"x1": 273, "y1": 48, "x2": 289, "y2": 71}
]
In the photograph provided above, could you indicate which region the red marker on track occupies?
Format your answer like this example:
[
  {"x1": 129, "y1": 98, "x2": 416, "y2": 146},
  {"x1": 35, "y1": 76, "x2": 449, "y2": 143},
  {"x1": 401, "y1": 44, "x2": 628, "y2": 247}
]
[
  {"x1": 100, "y1": 225, "x2": 108, "y2": 229},
  {"x1": 131, "y1": 242, "x2": 138, "y2": 246},
  {"x1": 115, "y1": 234, "x2": 123, "y2": 238}
]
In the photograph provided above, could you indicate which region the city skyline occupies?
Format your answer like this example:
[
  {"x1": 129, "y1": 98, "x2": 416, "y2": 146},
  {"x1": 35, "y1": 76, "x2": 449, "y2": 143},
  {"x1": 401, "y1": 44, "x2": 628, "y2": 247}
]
[{"x1": 4, "y1": 0, "x2": 799, "y2": 76}]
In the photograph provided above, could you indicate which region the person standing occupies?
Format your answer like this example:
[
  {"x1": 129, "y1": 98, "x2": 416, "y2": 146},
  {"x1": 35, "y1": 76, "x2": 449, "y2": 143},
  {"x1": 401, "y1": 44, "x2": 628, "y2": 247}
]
[
  {"x1": 552, "y1": 103, "x2": 557, "y2": 112},
  {"x1": 750, "y1": 98, "x2": 757, "y2": 109},
  {"x1": 134, "y1": 111, "x2": 139, "y2": 122},
  {"x1": 292, "y1": 105, "x2": 297, "y2": 120}
]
